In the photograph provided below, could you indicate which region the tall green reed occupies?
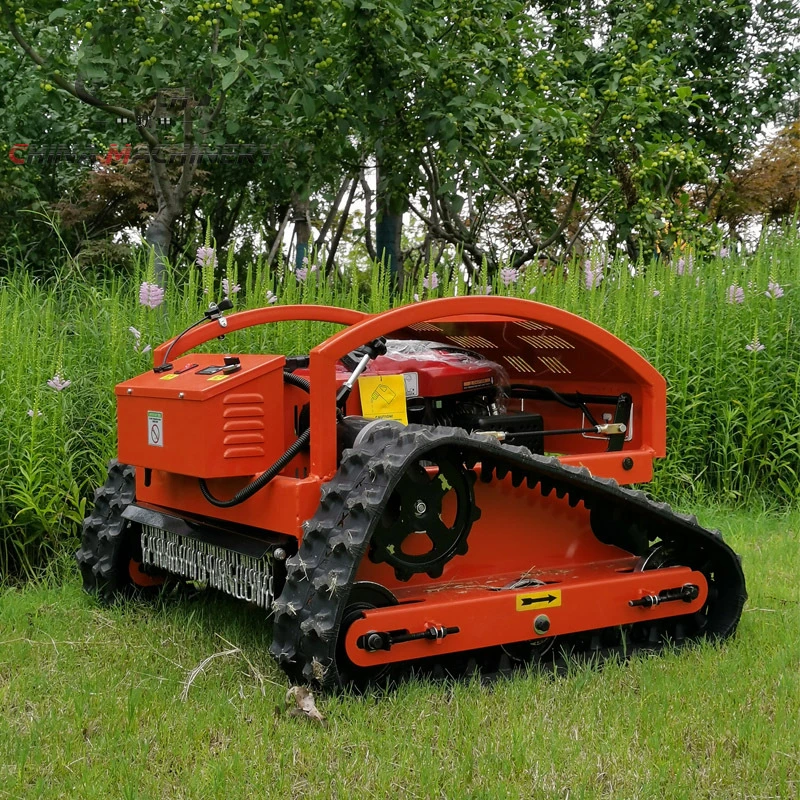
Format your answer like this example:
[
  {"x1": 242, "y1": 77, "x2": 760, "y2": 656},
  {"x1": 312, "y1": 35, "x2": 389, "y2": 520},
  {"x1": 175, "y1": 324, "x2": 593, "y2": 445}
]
[{"x1": 1, "y1": 229, "x2": 799, "y2": 579}]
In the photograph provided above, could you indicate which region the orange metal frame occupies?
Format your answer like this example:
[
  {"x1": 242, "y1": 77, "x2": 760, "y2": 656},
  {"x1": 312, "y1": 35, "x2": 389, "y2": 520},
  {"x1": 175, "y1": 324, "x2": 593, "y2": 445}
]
[
  {"x1": 129, "y1": 298, "x2": 685, "y2": 666},
  {"x1": 151, "y1": 296, "x2": 666, "y2": 486},
  {"x1": 346, "y1": 564, "x2": 708, "y2": 667}
]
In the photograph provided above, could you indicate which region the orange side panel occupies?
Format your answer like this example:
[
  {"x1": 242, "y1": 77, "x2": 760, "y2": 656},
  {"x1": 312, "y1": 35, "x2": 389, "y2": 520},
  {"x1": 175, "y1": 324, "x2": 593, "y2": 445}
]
[
  {"x1": 117, "y1": 354, "x2": 285, "y2": 479},
  {"x1": 136, "y1": 471, "x2": 322, "y2": 538},
  {"x1": 353, "y1": 471, "x2": 630, "y2": 592},
  {"x1": 345, "y1": 566, "x2": 708, "y2": 666}
]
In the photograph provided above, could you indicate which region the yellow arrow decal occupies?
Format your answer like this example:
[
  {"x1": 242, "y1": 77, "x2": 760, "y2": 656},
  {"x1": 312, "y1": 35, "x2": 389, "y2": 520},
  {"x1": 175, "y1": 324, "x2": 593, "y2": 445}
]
[{"x1": 516, "y1": 590, "x2": 562, "y2": 611}]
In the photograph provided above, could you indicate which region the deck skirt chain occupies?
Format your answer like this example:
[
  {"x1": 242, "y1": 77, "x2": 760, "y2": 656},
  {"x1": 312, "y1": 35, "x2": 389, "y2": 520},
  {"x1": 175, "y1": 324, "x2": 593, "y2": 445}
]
[{"x1": 141, "y1": 525, "x2": 273, "y2": 608}]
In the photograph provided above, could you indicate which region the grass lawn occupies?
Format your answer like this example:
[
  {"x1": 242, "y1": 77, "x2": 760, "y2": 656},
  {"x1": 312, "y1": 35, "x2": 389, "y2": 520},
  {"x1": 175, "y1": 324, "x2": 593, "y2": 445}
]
[{"x1": 1, "y1": 509, "x2": 799, "y2": 800}]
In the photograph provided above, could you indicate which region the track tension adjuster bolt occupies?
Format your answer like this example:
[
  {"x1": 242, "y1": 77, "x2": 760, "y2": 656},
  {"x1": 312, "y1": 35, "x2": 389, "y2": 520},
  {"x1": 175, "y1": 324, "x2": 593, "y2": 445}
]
[
  {"x1": 359, "y1": 624, "x2": 461, "y2": 653},
  {"x1": 629, "y1": 583, "x2": 700, "y2": 608}
]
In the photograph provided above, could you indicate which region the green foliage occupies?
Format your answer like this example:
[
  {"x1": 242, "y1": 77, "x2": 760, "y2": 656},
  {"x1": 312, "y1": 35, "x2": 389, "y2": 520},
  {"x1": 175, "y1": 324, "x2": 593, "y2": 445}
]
[
  {"x1": 4, "y1": 0, "x2": 799, "y2": 276},
  {"x1": 2, "y1": 231, "x2": 800, "y2": 578},
  {"x1": 1, "y1": 0, "x2": 361, "y2": 271}
]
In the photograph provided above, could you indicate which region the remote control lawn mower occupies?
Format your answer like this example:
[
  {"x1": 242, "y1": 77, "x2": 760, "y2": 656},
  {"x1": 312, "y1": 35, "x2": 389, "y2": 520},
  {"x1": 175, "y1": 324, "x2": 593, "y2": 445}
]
[{"x1": 78, "y1": 296, "x2": 746, "y2": 689}]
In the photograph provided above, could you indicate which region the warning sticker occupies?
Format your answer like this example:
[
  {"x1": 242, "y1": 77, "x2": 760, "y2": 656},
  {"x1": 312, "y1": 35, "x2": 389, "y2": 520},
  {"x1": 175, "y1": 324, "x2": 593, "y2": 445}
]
[
  {"x1": 463, "y1": 377, "x2": 493, "y2": 391},
  {"x1": 160, "y1": 374, "x2": 179, "y2": 381},
  {"x1": 208, "y1": 374, "x2": 229, "y2": 382},
  {"x1": 147, "y1": 411, "x2": 164, "y2": 447},
  {"x1": 515, "y1": 589, "x2": 561, "y2": 611},
  {"x1": 358, "y1": 374, "x2": 408, "y2": 424},
  {"x1": 403, "y1": 372, "x2": 419, "y2": 398}
]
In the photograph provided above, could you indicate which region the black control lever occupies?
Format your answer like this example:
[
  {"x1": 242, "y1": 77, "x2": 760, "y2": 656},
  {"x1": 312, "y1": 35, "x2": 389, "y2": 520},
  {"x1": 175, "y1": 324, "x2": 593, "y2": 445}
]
[
  {"x1": 155, "y1": 297, "x2": 234, "y2": 373},
  {"x1": 336, "y1": 337, "x2": 388, "y2": 407},
  {"x1": 204, "y1": 297, "x2": 234, "y2": 323}
]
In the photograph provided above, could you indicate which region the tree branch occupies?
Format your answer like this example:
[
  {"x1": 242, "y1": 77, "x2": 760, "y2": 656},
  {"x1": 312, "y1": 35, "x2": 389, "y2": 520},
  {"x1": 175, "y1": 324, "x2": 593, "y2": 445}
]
[
  {"x1": 474, "y1": 153, "x2": 538, "y2": 249},
  {"x1": 563, "y1": 189, "x2": 613, "y2": 257},
  {"x1": 360, "y1": 167, "x2": 377, "y2": 261},
  {"x1": 9, "y1": 21, "x2": 135, "y2": 121},
  {"x1": 326, "y1": 177, "x2": 358, "y2": 275},
  {"x1": 509, "y1": 176, "x2": 584, "y2": 271},
  {"x1": 176, "y1": 98, "x2": 199, "y2": 206},
  {"x1": 315, "y1": 177, "x2": 351, "y2": 251},
  {"x1": 408, "y1": 199, "x2": 489, "y2": 268},
  {"x1": 267, "y1": 205, "x2": 292, "y2": 266}
]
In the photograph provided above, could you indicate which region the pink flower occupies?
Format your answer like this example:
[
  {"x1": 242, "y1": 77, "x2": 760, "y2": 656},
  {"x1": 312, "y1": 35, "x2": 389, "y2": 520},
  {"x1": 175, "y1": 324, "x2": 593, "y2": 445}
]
[
  {"x1": 718, "y1": 246, "x2": 731, "y2": 258},
  {"x1": 221, "y1": 278, "x2": 241, "y2": 297},
  {"x1": 47, "y1": 373, "x2": 71, "y2": 391},
  {"x1": 529, "y1": 287, "x2": 537, "y2": 295},
  {"x1": 765, "y1": 281, "x2": 784, "y2": 300},
  {"x1": 27, "y1": 409, "x2": 42, "y2": 418},
  {"x1": 266, "y1": 289, "x2": 278, "y2": 305},
  {"x1": 196, "y1": 246, "x2": 217, "y2": 269},
  {"x1": 746, "y1": 337, "x2": 765, "y2": 352},
  {"x1": 482, "y1": 285, "x2": 492, "y2": 295},
  {"x1": 413, "y1": 293, "x2": 421, "y2": 302},
  {"x1": 652, "y1": 289, "x2": 661, "y2": 297},
  {"x1": 422, "y1": 272, "x2": 440, "y2": 291},
  {"x1": 584, "y1": 260, "x2": 604, "y2": 289},
  {"x1": 129, "y1": 325, "x2": 151, "y2": 353},
  {"x1": 675, "y1": 255, "x2": 694, "y2": 276},
  {"x1": 500, "y1": 267, "x2": 519, "y2": 286},
  {"x1": 295, "y1": 267, "x2": 308, "y2": 281},
  {"x1": 139, "y1": 282, "x2": 165, "y2": 309},
  {"x1": 727, "y1": 285, "x2": 744, "y2": 304}
]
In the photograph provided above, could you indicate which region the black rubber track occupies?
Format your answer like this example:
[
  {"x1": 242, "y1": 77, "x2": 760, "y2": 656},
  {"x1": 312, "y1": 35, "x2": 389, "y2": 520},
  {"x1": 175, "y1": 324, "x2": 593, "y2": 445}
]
[
  {"x1": 76, "y1": 459, "x2": 140, "y2": 602},
  {"x1": 269, "y1": 424, "x2": 747, "y2": 690}
]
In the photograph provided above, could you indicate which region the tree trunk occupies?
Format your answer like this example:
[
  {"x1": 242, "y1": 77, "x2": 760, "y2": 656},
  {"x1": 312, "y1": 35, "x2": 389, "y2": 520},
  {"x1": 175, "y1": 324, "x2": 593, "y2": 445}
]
[
  {"x1": 267, "y1": 205, "x2": 292, "y2": 266},
  {"x1": 292, "y1": 193, "x2": 311, "y2": 272},
  {"x1": 376, "y1": 162, "x2": 406, "y2": 293},
  {"x1": 325, "y1": 177, "x2": 358, "y2": 275},
  {"x1": 144, "y1": 208, "x2": 177, "y2": 283}
]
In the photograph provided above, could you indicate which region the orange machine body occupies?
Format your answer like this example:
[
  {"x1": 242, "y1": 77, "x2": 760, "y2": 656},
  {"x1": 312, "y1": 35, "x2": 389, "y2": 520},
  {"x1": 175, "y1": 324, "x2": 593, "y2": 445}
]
[
  {"x1": 117, "y1": 354, "x2": 287, "y2": 479},
  {"x1": 120, "y1": 297, "x2": 665, "y2": 540},
  {"x1": 111, "y1": 297, "x2": 707, "y2": 673}
]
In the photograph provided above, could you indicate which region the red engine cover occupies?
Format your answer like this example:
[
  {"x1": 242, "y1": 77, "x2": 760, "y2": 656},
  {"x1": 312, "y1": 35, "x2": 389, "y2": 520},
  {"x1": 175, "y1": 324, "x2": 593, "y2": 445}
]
[{"x1": 297, "y1": 340, "x2": 504, "y2": 399}]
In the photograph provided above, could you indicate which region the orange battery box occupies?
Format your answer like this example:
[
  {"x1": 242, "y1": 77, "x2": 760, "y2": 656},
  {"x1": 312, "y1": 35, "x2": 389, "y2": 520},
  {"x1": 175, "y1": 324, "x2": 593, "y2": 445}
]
[{"x1": 116, "y1": 353, "x2": 286, "y2": 478}]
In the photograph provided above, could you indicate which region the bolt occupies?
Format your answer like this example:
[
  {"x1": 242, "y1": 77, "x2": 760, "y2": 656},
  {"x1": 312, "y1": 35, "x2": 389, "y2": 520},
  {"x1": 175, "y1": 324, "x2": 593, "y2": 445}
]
[
  {"x1": 365, "y1": 632, "x2": 384, "y2": 652},
  {"x1": 127, "y1": 388, "x2": 133, "y2": 395},
  {"x1": 533, "y1": 614, "x2": 551, "y2": 635},
  {"x1": 273, "y1": 547, "x2": 287, "y2": 561},
  {"x1": 414, "y1": 501, "x2": 427, "y2": 516},
  {"x1": 622, "y1": 457, "x2": 634, "y2": 471},
  {"x1": 178, "y1": 392, "x2": 185, "y2": 399}
]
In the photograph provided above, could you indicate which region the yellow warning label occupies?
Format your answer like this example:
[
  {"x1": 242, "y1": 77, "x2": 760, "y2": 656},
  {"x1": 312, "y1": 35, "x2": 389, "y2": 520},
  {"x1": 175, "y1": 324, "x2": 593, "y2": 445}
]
[
  {"x1": 160, "y1": 374, "x2": 179, "y2": 381},
  {"x1": 208, "y1": 374, "x2": 229, "y2": 382},
  {"x1": 516, "y1": 590, "x2": 562, "y2": 611},
  {"x1": 358, "y1": 374, "x2": 408, "y2": 425}
]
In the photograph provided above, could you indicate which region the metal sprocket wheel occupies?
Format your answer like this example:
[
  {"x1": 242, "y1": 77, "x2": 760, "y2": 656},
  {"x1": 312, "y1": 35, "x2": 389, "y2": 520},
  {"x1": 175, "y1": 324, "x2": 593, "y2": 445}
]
[{"x1": 369, "y1": 447, "x2": 480, "y2": 581}]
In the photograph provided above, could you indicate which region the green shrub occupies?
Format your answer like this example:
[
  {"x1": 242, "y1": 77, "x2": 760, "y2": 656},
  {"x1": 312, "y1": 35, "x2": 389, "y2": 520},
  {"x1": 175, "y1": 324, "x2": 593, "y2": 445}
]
[{"x1": 2, "y1": 231, "x2": 799, "y2": 579}]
